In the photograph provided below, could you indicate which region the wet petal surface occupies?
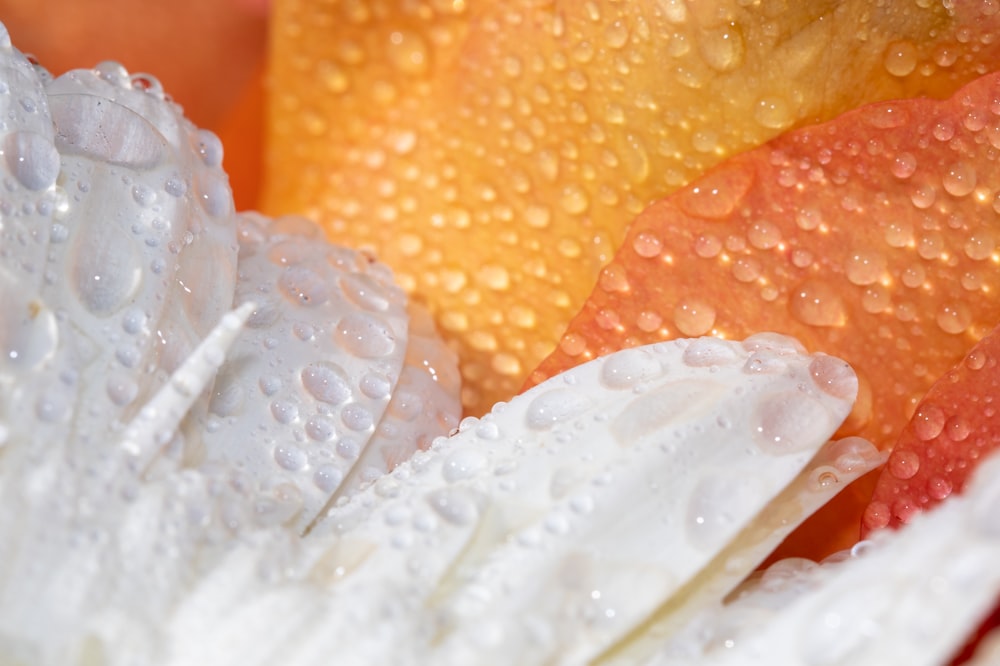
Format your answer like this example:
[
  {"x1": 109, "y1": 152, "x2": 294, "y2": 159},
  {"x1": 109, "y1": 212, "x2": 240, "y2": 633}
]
[{"x1": 264, "y1": 0, "x2": 1000, "y2": 414}]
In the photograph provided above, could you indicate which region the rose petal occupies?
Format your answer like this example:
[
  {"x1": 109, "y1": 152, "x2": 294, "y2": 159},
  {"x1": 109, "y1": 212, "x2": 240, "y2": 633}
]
[{"x1": 264, "y1": 0, "x2": 1000, "y2": 414}]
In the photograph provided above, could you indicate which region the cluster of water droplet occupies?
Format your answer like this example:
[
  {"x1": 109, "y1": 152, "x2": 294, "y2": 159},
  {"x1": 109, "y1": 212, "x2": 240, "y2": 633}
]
[
  {"x1": 268, "y1": 0, "x2": 1000, "y2": 416},
  {"x1": 0, "y1": 27, "x2": 462, "y2": 664},
  {"x1": 297, "y1": 333, "x2": 857, "y2": 664}
]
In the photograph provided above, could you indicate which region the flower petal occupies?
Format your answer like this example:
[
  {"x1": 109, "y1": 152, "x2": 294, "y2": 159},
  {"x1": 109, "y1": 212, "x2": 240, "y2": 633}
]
[
  {"x1": 529, "y1": 70, "x2": 1000, "y2": 556},
  {"x1": 865, "y1": 320, "x2": 1000, "y2": 533},
  {"x1": 647, "y1": 447, "x2": 1000, "y2": 666},
  {"x1": 264, "y1": 0, "x2": 1000, "y2": 414}
]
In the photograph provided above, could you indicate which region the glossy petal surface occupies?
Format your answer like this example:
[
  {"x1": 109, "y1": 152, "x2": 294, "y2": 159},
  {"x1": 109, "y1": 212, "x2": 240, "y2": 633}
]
[
  {"x1": 864, "y1": 321, "x2": 1000, "y2": 534},
  {"x1": 532, "y1": 70, "x2": 1000, "y2": 452},
  {"x1": 265, "y1": 0, "x2": 1000, "y2": 414}
]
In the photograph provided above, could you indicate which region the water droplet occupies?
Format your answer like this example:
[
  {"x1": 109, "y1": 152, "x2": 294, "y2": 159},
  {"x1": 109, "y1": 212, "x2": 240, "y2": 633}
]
[
  {"x1": 426, "y1": 488, "x2": 479, "y2": 525},
  {"x1": 912, "y1": 404, "x2": 945, "y2": 441},
  {"x1": 632, "y1": 231, "x2": 662, "y2": 258},
  {"x1": 964, "y1": 229, "x2": 996, "y2": 260},
  {"x1": 5, "y1": 131, "x2": 61, "y2": 191},
  {"x1": 279, "y1": 266, "x2": 330, "y2": 307},
  {"x1": 195, "y1": 129, "x2": 224, "y2": 167},
  {"x1": 754, "y1": 95, "x2": 793, "y2": 129},
  {"x1": 747, "y1": 220, "x2": 781, "y2": 250},
  {"x1": 598, "y1": 265, "x2": 629, "y2": 293},
  {"x1": 694, "y1": 234, "x2": 722, "y2": 258},
  {"x1": 274, "y1": 444, "x2": 307, "y2": 471},
  {"x1": 891, "y1": 152, "x2": 917, "y2": 179},
  {"x1": 71, "y1": 224, "x2": 142, "y2": 316},
  {"x1": 335, "y1": 313, "x2": 397, "y2": 358},
  {"x1": 698, "y1": 23, "x2": 745, "y2": 73},
  {"x1": 788, "y1": 279, "x2": 847, "y2": 327},
  {"x1": 673, "y1": 298, "x2": 716, "y2": 336},
  {"x1": 676, "y1": 168, "x2": 753, "y2": 219},
  {"x1": 809, "y1": 355, "x2": 857, "y2": 401},
  {"x1": 942, "y1": 161, "x2": 977, "y2": 197},
  {"x1": 936, "y1": 302, "x2": 972, "y2": 334},
  {"x1": 946, "y1": 415, "x2": 970, "y2": 442},
  {"x1": 442, "y1": 449, "x2": 489, "y2": 482},
  {"x1": 599, "y1": 348, "x2": 662, "y2": 389},
  {"x1": 314, "y1": 465, "x2": 343, "y2": 492},
  {"x1": 106, "y1": 373, "x2": 139, "y2": 406},
  {"x1": 196, "y1": 171, "x2": 232, "y2": 217},
  {"x1": 753, "y1": 392, "x2": 835, "y2": 455},
  {"x1": 387, "y1": 30, "x2": 430, "y2": 75},
  {"x1": 843, "y1": 248, "x2": 885, "y2": 286},
  {"x1": 883, "y1": 40, "x2": 918, "y2": 77},
  {"x1": 301, "y1": 363, "x2": 352, "y2": 405},
  {"x1": 682, "y1": 338, "x2": 740, "y2": 367},
  {"x1": 887, "y1": 448, "x2": 920, "y2": 480},
  {"x1": 604, "y1": 19, "x2": 629, "y2": 48},
  {"x1": 305, "y1": 415, "x2": 336, "y2": 441},
  {"x1": 525, "y1": 388, "x2": 592, "y2": 430},
  {"x1": 559, "y1": 184, "x2": 589, "y2": 214},
  {"x1": 927, "y1": 475, "x2": 953, "y2": 501},
  {"x1": 270, "y1": 400, "x2": 299, "y2": 425},
  {"x1": 342, "y1": 403, "x2": 374, "y2": 431},
  {"x1": 524, "y1": 204, "x2": 551, "y2": 229}
]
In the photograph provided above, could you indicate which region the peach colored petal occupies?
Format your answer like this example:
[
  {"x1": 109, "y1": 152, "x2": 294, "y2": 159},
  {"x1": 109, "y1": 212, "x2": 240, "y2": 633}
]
[
  {"x1": 0, "y1": 0, "x2": 267, "y2": 130},
  {"x1": 530, "y1": 70, "x2": 1000, "y2": 558},
  {"x1": 264, "y1": 0, "x2": 1000, "y2": 414}
]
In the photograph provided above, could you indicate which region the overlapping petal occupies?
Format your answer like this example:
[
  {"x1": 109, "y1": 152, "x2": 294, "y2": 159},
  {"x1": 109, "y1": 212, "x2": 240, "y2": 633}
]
[
  {"x1": 528, "y1": 69, "x2": 1000, "y2": 555},
  {"x1": 264, "y1": 0, "x2": 1000, "y2": 414}
]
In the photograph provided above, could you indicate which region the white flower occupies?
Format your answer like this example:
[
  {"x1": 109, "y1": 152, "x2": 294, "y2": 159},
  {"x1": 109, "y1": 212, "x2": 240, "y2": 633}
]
[{"x1": 0, "y1": 21, "x2": 998, "y2": 666}]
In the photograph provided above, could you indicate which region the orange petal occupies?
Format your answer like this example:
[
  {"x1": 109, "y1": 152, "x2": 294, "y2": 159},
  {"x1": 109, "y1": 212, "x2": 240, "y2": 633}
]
[
  {"x1": 529, "y1": 70, "x2": 1000, "y2": 557},
  {"x1": 264, "y1": 0, "x2": 1000, "y2": 415},
  {"x1": 864, "y1": 320, "x2": 1000, "y2": 534},
  {"x1": 0, "y1": 0, "x2": 268, "y2": 130}
]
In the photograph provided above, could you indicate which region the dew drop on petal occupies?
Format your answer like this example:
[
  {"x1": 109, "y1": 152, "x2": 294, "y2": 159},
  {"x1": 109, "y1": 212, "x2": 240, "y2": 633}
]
[
  {"x1": 891, "y1": 152, "x2": 917, "y2": 179},
  {"x1": 599, "y1": 348, "x2": 662, "y2": 389},
  {"x1": 936, "y1": 302, "x2": 972, "y2": 334},
  {"x1": 942, "y1": 161, "x2": 977, "y2": 197},
  {"x1": 335, "y1": 313, "x2": 397, "y2": 358},
  {"x1": 887, "y1": 449, "x2": 920, "y2": 480},
  {"x1": 525, "y1": 388, "x2": 592, "y2": 430},
  {"x1": 5, "y1": 131, "x2": 60, "y2": 191},
  {"x1": 883, "y1": 39, "x2": 918, "y2": 77},
  {"x1": 912, "y1": 404, "x2": 945, "y2": 441},
  {"x1": 673, "y1": 298, "x2": 716, "y2": 336},
  {"x1": 788, "y1": 279, "x2": 847, "y2": 327},
  {"x1": 844, "y1": 248, "x2": 885, "y2": 286},
  {"x1": 301, "y1": 363, "x2": 352, "y2": 405},
  {"x1": 753, "y1": 392, "x2": 834, "y2": 455},
  {"x1": 808, "y1": 355, "x2": 858, "y2": 401}
]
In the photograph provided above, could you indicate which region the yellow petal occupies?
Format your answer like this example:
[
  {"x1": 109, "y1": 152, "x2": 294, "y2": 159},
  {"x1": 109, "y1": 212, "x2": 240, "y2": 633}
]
[{"x1": 264, "y1": 0, "x2": 1000, "y2": 414}]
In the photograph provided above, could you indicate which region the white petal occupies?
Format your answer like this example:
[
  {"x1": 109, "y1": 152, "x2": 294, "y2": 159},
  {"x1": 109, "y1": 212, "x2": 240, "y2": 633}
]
[{"x1": 649, "y1": 448, "x2": 1000, "y2": 666}]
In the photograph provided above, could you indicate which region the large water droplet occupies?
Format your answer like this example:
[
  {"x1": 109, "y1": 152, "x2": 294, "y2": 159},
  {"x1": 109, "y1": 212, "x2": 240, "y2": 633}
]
[
  {"x1": 883, "y1": 40, "x2": 918, "y2": 77},
  {"x1": 912, "y1": 404, "x2": 945, "y2": 441},
  {"x1": 673, "y1": 298, "x2": 716, "y2": 336},
  {"x1": 387, "y1": 30, "x2": 430, "y2": 75},
  {"x1": 426, "y1": 488, "x2": 479, "y2": 525},
  {"x1": 599, "y1": 348, "x2": 662, "y2": 389},
  {"x1": 788, "y1": 279, "x2": 847, "y2": 327},
  {"x1": 301, "y1": 362, "x2": 352, "y2": 404},
  {"x1": 279, "y1": 266, "x2": 330, "y2": 307},
  {"x1": 335, "y1": 313, "x2": 397, "y2": 358},
  {"x1": 441, "y1": 449, "x2": 489, "y2": 483},
  {"x1": 525, "y1": 388, "x2": 592, "y2": 430},
  {"x1": 5, "y1": 131, "x2": 60, "y2": 191},
  {"x1": 753, "y1": 391, "x2": 835, "y2": 455},
  {"x1": 70, "y1": 224, "x2": 142, "y2": 316}
]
